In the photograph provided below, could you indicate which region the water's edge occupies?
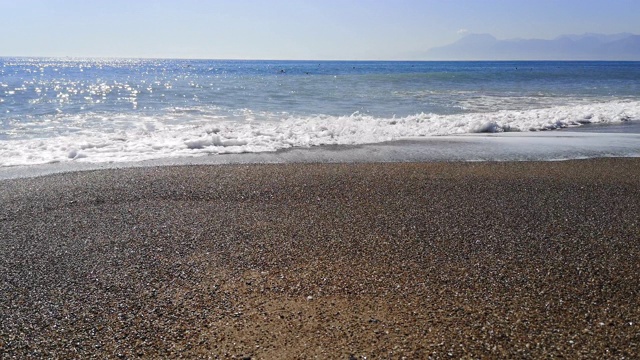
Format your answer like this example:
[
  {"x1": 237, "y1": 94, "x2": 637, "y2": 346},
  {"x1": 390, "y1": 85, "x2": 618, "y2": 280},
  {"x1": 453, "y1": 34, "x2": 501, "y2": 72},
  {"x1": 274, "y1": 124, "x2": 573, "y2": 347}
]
[{"x1": 2, "y1": 126, "x2": 639, "y2": 180}]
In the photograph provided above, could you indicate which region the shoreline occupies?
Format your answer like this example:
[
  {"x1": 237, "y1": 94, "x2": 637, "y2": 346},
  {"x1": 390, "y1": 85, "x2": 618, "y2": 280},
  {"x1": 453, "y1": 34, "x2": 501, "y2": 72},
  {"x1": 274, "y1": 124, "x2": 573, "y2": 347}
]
[
  {"x1": 2, "y1": 126, "x2": 640, "y2": 180},
  {"x1": 1, "y1": 159, "x2": 639, "y2": 358}
]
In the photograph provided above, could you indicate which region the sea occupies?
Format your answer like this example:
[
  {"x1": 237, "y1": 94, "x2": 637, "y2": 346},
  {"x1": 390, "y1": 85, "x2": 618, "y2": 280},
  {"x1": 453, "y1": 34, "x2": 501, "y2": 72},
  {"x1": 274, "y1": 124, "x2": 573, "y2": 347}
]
[{"x1": 1, "y1": 58, "x2": 640, "y2": 167}]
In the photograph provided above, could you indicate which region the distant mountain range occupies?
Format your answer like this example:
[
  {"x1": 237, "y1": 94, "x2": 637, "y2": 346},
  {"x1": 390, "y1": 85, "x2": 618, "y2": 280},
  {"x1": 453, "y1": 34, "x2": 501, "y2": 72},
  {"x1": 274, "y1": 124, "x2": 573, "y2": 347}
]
[{"x1": 424, "y1": 33, "x2": 640, "y2": 60}]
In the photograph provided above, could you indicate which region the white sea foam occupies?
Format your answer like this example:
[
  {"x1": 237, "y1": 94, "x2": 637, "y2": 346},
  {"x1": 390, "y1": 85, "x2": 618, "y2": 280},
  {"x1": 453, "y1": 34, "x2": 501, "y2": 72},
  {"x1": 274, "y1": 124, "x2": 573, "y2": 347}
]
[{"x1": 1, "y1": 100, "x2": 639, "y2": 166}]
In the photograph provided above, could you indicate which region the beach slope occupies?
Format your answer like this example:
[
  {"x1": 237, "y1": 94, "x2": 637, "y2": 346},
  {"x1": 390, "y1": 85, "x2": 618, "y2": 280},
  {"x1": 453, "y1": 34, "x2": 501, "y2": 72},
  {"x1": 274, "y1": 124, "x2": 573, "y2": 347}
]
[{"x1": 1, "y1": 159, "x2": 639, "y2": 358}]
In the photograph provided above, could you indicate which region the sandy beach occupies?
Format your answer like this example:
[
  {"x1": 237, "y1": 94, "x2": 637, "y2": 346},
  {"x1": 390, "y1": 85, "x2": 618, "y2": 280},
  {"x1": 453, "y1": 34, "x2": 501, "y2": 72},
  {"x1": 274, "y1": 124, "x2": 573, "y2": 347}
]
[{"x1": 1, "y1": 159, "x2": 639, "y2": 358}]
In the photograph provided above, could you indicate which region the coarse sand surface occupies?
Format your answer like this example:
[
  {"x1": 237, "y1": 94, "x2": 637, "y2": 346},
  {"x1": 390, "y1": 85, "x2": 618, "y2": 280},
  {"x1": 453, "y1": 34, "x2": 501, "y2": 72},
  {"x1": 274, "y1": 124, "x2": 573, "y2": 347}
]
[{"x1": 1, "y1": 159, "x2": 639, "y2": 358}]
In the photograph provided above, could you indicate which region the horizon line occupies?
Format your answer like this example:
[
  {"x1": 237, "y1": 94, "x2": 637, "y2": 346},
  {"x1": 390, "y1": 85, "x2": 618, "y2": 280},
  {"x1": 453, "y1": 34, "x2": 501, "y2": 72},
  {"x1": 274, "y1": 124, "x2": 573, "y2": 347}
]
[{"x1": 2, "y1": 55, "x2": 640, "y2": 62}]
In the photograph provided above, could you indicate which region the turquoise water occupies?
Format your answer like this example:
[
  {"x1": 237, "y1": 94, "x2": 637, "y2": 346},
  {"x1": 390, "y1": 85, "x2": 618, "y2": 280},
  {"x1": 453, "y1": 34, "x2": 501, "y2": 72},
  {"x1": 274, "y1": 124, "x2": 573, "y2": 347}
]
[{"x1": 1, "y1": 59, "x2": 639, "y2": 165}]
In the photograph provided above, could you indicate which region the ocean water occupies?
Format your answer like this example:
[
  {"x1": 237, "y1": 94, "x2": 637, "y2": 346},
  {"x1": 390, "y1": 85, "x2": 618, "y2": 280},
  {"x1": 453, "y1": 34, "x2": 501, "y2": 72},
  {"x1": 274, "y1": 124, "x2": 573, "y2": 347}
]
[{"x1": 1, "y1": 58, "x2": 639, "y2": 166}]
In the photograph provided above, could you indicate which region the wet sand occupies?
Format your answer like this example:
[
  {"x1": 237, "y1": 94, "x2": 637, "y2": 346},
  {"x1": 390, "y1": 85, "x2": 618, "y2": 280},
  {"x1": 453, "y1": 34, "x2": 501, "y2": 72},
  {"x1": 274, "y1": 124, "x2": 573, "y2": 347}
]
[{"x1": 1, "y1": 159, "x2": 639, "y2": 358}]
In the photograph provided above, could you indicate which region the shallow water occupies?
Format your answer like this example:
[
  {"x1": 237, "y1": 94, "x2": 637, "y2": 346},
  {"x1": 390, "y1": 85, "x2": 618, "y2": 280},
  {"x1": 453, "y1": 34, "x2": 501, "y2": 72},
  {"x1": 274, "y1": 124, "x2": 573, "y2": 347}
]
[{"x1": 1, "y1": 59, "x2": 639, "y2": 166}]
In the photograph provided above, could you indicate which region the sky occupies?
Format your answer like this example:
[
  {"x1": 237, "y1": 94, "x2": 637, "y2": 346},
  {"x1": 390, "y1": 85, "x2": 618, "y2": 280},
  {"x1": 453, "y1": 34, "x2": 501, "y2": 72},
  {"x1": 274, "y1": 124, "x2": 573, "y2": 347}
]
[{"x1": 1, "y1": 0, "x2": 639, "y2": 60}]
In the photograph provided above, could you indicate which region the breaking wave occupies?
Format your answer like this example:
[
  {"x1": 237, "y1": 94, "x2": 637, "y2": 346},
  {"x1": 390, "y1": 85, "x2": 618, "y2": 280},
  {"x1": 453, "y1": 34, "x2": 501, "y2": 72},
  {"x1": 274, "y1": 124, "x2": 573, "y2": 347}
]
[{"x1": 1, "y1": 100, "x2": 639, "y2": 166}]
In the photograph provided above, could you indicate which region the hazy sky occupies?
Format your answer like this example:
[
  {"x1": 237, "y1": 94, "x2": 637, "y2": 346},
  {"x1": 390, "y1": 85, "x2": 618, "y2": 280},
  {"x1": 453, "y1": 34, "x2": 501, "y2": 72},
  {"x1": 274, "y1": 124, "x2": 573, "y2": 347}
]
[{"x1": 1, "y1": 0, "x2": 639, "y2": 59}]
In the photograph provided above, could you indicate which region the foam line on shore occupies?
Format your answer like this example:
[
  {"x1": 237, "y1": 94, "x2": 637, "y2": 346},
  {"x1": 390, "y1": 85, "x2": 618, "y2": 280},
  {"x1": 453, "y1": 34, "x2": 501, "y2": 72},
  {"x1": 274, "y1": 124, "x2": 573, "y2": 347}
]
[
  {"x1": 2, "y1": 129, "x2": 640, "y2": 180},
  {"x1": 2, "y1": 100, "x2": 639, "y2": 166}
]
